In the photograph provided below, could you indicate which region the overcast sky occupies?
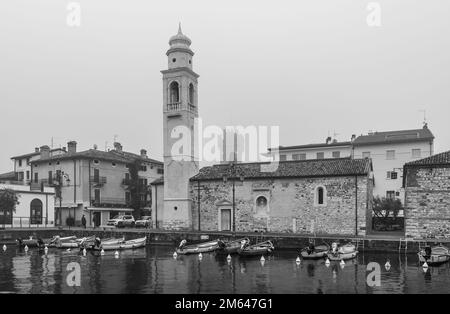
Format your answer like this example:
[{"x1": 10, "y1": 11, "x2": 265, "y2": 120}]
[{"x1": 1, "y1": 0, "x2": 449, "y2": 172}]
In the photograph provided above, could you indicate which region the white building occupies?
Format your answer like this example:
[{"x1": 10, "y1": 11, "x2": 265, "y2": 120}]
[
  {"x1": 0, "y1": 183, "x2": 55, "y2": 228},
  {"x1": 352, "y1": 125, "x2": 435, "y2": 202},
  {"x1": 269, "y1": 136, "x2": 354, "y2": 161}
]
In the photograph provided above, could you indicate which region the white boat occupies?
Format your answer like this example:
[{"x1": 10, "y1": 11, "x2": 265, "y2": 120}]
[
  {"x1": 327, "y1": 242, "x2": 358, "y2": 261},
  {"x1": 418, "y1": 245, "x2": 450, "y2": 266}
]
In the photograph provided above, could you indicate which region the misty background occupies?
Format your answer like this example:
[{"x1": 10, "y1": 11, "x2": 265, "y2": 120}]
[{"x1": 1, "y1": 0, "x2": 449, "y2": 172}]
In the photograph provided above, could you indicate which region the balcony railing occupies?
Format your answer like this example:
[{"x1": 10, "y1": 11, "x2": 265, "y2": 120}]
[
  {"x1": 0, "y1": 216, "x2": 52, "y2": 229},
  {"x1": 90, "y1": 176, "x2": 107, "y2": 186},
  {"x1": 166, "y1": 102, "x2": 197, "y2": 114},
  {"x1": 166, "y1": 102, "x2": 182, "y2": 112}
]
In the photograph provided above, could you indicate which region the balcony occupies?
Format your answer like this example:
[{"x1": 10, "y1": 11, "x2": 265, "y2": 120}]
[
  {"x1": 90, "y1": 176, "x2": 107, "y2": 186},
  {"x1": 122, "y1": 178, "x2": 131, "y2": 186},
  {"x1": 165, "y1": 102, "x2": 197, "y2": 114}
]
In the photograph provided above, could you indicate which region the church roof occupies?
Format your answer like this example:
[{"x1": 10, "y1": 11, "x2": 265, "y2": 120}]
[
  {"x1": 189, "y1": 158, "x2": 372, "y2": 182},
  {"x1": 404, "y1": 150, "x2": 450, "y2": 167}
]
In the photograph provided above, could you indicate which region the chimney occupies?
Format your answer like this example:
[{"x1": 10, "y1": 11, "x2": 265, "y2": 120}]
[
  {"x1": 40, "y1": 145, "x2": 50, "y2": 159},
  {"x1": 140, "y1": 149, "x2": 147, "y2": 158},
  {"x1": 326, "y1": 136, "x2": 332, "y2": 145},
  {"x1": 67, "y1": 141, "x2": 77, "y2": 154},
  {"x1": 35, "y1": 147, "x2": 40, "y2": 153},
  {"x1": 114, "y1": 142, "x2": 123, "y2": 152},
  {"x1": 62, "y1": 147, "x2": 67, "y2": 152}
]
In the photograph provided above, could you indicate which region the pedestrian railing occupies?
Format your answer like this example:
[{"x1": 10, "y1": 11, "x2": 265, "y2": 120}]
[{"x1": 0, "y1": 216, "x2": 53, "y2": 229}]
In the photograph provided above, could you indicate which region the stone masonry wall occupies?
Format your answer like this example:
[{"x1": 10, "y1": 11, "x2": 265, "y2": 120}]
[
  {"x1": 191, "y1": 175, "x2": 371, "y2": 237},
  {"x1": 405, "y1": 166, "x2": 450, "y2": 238}
]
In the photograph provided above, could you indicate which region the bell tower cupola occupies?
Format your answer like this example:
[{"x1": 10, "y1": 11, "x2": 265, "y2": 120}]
[{"x1": 167, "y1": 23, "x2": 194, "y2": 70}]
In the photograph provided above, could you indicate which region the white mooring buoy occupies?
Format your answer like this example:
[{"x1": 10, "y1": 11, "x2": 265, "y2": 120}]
[
  {"x1": 423, "y1": 261, "x2": 429, "y2": 269},
  {"x1": 227, "y1": 254, "x2": 232, "y2": 261},
  {"x1": 115, "y1": 250, "x2": 119, "y2": 256},
  {"x1": 296, "y1": 256, "x2": 301, "y2": 264},
  {"x1": 44, "y1": 246, "x2": 48, "y2": 254},
  {"x1": 24, "y1": 245, "x2": 29, "y2": 252},
  {"x1": 173, "y1": 252, "x2": 178, "y2": 258},
  {"x1": 66, "y1": 248, "x2": 71, "y2": 252},
  {"x1": 2, "y1": 245, "x2": 6, "y2": 252},
  {"x1": 101, "y1": 249, "x2": 105, "y2": 255},
  {"x1": 325, "y1": 258, "x2": 330, "y2": 267},
  {"x1": 260, "y1": 255, "x2": 265, "y2": 262},
  {"x1": 198, "y1": 253, "x2": 203, "y2": 259},
  {"x1": 340, "y1": 260, "x2": 345, "y2": 266},
  {"x1": 83, "y1": 248, "x2": 87, "y2": 256},
  {"x1": 385, "y1": 260, "x2": 391, "y2": 270}
]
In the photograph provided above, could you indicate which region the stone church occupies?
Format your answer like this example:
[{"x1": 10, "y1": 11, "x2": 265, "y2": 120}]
[{"x1": 152, "y1": 25, "x2": 374, "y2": 236}]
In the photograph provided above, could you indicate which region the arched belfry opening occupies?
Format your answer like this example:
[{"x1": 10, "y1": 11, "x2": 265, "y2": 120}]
[
  {"x1": 169, "y1": 81, "x2": 179, "y2": 104},
  {"x1": 189, "y1": 83, "x2": 195, "y2": 105}
]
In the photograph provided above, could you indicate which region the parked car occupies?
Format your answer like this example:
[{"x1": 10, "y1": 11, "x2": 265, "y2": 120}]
[
  {"x1": 135, "y1": 216, "x2": 152, "y2": 228},
  {"x1": 107, "y1": 215, "x2": 135, "y2": 228}
]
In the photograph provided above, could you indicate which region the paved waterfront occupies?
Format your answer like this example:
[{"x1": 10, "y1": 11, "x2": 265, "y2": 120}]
[{"x1": 1, "y1": 245, "x2": 450, "y2": 294}]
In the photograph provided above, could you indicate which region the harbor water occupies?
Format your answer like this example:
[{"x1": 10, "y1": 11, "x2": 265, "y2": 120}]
[{"x1": 1, "y1": 245, "x2": 449, "y2": 294}]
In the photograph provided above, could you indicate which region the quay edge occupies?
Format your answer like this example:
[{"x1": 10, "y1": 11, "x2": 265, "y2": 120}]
[{"x1": 0, "y1": 228, "x2": 446, "y2": 254}]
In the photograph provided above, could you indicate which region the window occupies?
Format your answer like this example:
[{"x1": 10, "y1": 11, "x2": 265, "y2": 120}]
[
  {"x1": 386, "y1": 191, "x2": 396, "y2": 199},
  {"x1": 362, "y1": 152, "x2": 371, "y2": 159},
  {"x1": 93, "y1": 160, "x2": 100, "y2": 165},
  {"x1": 332, "y1": 151, "x2": 340, "y2": 158},
  {"x1": 125, "y1": 192, "x2": 131, "y2": 203},
  {"x1": 34, "y1": 173, "x2": 39, "y2": 183},
  {"x1": 292, "y1": 154, "x2": 300, "y2": 160},
  {"x1": 386, "y1": 150, "x2": 396, "y2": 160},
  {"x1": 139, "y1": 165, "x2": 147, "y2": 172},
  {"x1": 48, "y1": 171, "x2": 53, "y2": 185},
  {"x1": 189, "y1": 83, "x2": 195, "y2": 104},
  {"x1": 280, "y1": 154, "x2": 287, "y2": 161},
  {"x1": 18, "y1": 159, "x2": 22, "y2": 167},
  {"x1": 316, "y1": 152, "x2": 325, "y2": 160},
  {"x1": 157, "y1": 168, "x2": 164, "y2": 175},
  {"x1": 315, "y1": 186, "x2": 326, "y2": 206},
  {"x1": 30, "y1": 199, "x2": 43, "y2": 225},
  {"x1": 299, "y1": 153, "x2": 306, "y2": 160},
  {"x1": 18, "y1": 172, "x2": 24, "y2": 181},
  {"x1": 172, "y1": 58, "x2": 176, "y2": 63},
  {"x1": 387, "y1": 171, "x2": 398, "y2": 180},
  {"x1": 169, "y1": 81, "x2": 179, "y2": 103},
  {"x1": 26, "y1": 171, "x2": 30, "y2": 180},
  {"x1": 112, "y1": 162, "x2": 116, "y2": 167},
  {"x1": 412, "y1": 149, "x2": 421, "y2": 159}
]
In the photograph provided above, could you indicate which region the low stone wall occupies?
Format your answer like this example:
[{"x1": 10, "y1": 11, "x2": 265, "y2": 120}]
[{"x1": 0, "y1": 227, "x2": 440, "y2": 254}]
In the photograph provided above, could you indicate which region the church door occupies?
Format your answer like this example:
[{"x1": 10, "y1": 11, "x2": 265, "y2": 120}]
[{"x1": 220, "y1": 209, "x2": 231, "y2": 231}]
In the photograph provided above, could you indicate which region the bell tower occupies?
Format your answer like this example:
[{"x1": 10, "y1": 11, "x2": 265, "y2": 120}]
[{"x1": 161, "y1": 24, "x2": 199, "y2": 230}]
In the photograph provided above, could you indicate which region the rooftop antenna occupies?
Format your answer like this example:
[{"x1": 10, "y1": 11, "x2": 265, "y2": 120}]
[{"x1": 419, "y1": 109, "x2": 427, "y2": 126}]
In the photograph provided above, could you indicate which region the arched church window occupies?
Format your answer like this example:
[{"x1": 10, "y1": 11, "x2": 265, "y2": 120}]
[
  {"x1": 189, "y1": 83, "x2": 195, "y2": 105},
  {"x1": 315, "y1": 186, "x2": 327, "y2": 206},
  {"x1": 169, "y1": 81, "x2": 179, "y2": 104},
  {"x1": 30, "y1": 199, "x2": 43, "y2": 224},
  {"x1": 256, "y1": 196, "x2": 268, "y2": 215}
]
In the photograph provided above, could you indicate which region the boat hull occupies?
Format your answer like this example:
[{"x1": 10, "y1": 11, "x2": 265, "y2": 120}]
[
  {"x1": 418, "y1": 245, "x2": 450, "y2": 266},
  {"x1": 327, "y1": 251, "x2": 358, "y2": 261},
  {"x1": 176, "y1": 240, "x2": 220, "y2": 255},
  {"x1": 93, "y1": 237, "x2": 147, "y2": 251}
]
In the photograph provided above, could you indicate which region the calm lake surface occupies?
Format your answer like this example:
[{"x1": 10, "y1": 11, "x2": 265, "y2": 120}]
[{"x1": 1, "y1": 245, "x2": 449, "y2": 294}]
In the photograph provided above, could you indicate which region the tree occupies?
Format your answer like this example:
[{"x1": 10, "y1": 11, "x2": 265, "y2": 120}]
[
  {"x1": 373, "y1": 196, "x2": 403, "y2": 218},
  {"x1": 0, "y1": 188, "x2": 20, "y2": 213}
]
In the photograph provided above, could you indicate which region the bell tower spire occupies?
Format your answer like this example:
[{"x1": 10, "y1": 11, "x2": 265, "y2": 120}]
[{"x1": 160, "y1": 24, "x2": 200, "y2": 230}]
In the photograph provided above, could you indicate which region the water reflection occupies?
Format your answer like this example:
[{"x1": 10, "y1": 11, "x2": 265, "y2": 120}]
[{"x1": 1, "y1": 246, "x2": 450, "y2": 294}]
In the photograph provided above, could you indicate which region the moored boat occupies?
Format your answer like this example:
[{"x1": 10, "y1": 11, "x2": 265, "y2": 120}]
[
  {"x1": 418, "y1": 245, "x2": 450, "y2": 266},
  {"x1": 17, "y1": 237, "x2": 46, "y2": 248},
  {"x1": 47, "y1": 236, "x2": 77, "y2": 248},
  {"x1": 327, "y1": 242, "x2": 358, "y2": 261},
  {"x1": 238, "y1": 240, "x2": 274, "y2": 257},
  {"x1": 300, "y1": 243, "x2": 330, "y2": 260},
  {"x1": 176, "y1": 239, "x2": 220, "y2": 255},
  {"x1": 216, "y1": 238, "x2": 250, "y2": 255},
  {"x1": 92, "y1": 237, "x2": 147, "y2": 251}
]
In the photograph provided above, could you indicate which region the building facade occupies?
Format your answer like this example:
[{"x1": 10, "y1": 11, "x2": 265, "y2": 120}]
[
  {"x1": 189, "y1": 159, "x2": 373, "y2": 236},
  {"x1": 0, "y1": 183, "x2": 55, "y2": 228},
  {"x1": 403, "y1": 151, "x2": 450, "y2": 239},
  {"x1": 31, "y1": 141, "x2": 163, "y2": 227},
  {"x1": 352, "y1": 126, "x2": 434, "y2": 204},
  {"x1": 270, "y1": 138, "x2": 353, "y2": 162},
  {"x1": 10, "y1": 146, "x2": 66, "y2": 184}
]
